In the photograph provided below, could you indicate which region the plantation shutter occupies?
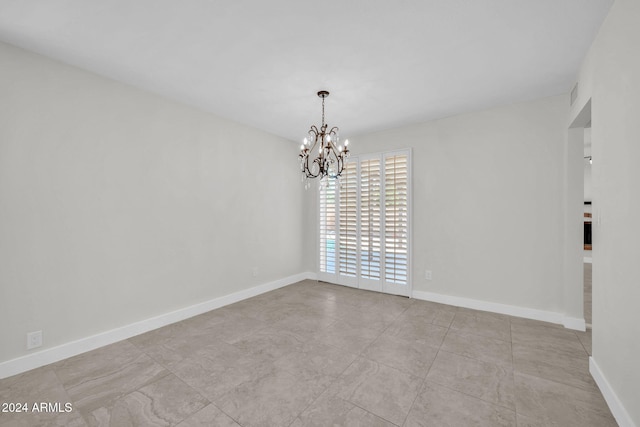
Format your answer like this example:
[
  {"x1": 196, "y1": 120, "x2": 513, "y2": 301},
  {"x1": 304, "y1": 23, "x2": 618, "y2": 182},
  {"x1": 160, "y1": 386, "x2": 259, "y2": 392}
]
[
  {"x1": 339, "y1": 162, "x2": 358, "y2": 281},
  {"x1": 359, "y1": 158, "x2": 382, "y2": 290},
  {"x1": 319, "y1": 178, "x2": 337, "y2": 276},
  {"x1": 317, "y1": 149, "x2": 411, "y2": 296},
  {"x1": 384, "y1": 154, "x2": 409, "y2": 287}
]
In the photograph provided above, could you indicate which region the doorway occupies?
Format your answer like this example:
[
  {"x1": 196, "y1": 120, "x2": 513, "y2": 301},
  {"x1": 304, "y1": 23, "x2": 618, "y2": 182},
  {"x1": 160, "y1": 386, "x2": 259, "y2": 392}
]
[
  {"x1": 583, "y1": 125, "x2": 593, "y2": 328},
  {"x1": 318, "y1": 149, "x2": 412, "y2": 297},
  {"x1": 568, "y1": 99, "x2": 591, "y2": 330}
]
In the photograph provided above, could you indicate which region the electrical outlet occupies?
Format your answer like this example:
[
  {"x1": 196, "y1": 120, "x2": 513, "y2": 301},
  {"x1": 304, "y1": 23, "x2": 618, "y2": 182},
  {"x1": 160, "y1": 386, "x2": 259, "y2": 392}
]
[
  {"x1": 27, "y1": 331, "x2": 42, "y2": 350},
  {"x1": 425, "y1": 270, "x2": 432, "y2": 280}
]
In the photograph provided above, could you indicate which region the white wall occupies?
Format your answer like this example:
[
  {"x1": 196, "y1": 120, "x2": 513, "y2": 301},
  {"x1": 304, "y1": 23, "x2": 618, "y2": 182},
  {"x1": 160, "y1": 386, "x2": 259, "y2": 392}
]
[
  {"x1": 584, "y1": 128, "x2": 593, "y2": 202},
  {"x1": 306, "y1": 95, "x2": 572, "y2": 317},
  {"x1": 570, "y1": 0, "x2": 640, "y2": 425},
  {"x1": 0, "y1": 41, "x2": 306, "y2": 364}
]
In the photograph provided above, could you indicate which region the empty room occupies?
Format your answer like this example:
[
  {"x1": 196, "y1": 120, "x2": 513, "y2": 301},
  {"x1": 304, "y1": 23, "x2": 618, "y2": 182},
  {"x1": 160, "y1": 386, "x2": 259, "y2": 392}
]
[{"x1": 1, "y1": 1, "x2": 638, "y2": 426}]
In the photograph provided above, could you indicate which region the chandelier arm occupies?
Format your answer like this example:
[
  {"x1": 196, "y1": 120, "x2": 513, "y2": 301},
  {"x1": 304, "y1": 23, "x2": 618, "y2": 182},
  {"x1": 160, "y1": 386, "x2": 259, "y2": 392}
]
[
  {"x1": 306, "y1": 155, "x2": 324, "y2": 178},
  {"x1": 301, "y1": 155, "x2": 320, "y2": 179},
  {"x1": 308, "y1": 134, "x2": 319, "y2": 151},
  {"x1": 338, "y1": 156, "x2": 346, "y2": 177},
  {"x1": 305, "y1": 167, "x2": 321, "y2": 178},
  {"x1": 304, "y1": 151, "x2": 311, "y2": 170},
  {"x1": 329, "y1": 144, "x2": 345, "y2": 165},
  {"x1": 328, "y1": 156, "x2": 343, "y2": 179},
  {"x1": 313, "y1": 157, "x2": 325, "y2": 177}
]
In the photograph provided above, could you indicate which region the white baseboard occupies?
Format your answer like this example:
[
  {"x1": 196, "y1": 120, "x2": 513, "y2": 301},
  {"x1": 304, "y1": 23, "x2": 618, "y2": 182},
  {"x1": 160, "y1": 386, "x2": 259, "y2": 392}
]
[
  {"x1": 562, "y1": 316, "x2": 587, "y2": 331},
  {"x1": 590, "y1": 357, "x2": 637, "y2": 427},
  {"x1": 0, "y1": 272, "x2": 314, "y2": 380},
  {"x1": 412, "y1": 290, "x2": 586, "y2": 331}
]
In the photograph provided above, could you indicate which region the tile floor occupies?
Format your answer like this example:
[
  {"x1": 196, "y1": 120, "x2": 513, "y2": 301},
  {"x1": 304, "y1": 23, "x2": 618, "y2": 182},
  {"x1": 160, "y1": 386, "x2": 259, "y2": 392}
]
[
  {"x1": 0, "y1": 280, "x2": 615, "y2": 426},
  {"x1": 584, "y1": 262, "x2": 592, "y2": 327}
]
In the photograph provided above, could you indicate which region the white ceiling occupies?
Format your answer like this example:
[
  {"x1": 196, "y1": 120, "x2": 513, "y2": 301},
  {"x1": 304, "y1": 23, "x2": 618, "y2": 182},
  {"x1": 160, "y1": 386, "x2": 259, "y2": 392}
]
[{"x1": 0, "y1": 0, "x2": 612, "y2": 142}]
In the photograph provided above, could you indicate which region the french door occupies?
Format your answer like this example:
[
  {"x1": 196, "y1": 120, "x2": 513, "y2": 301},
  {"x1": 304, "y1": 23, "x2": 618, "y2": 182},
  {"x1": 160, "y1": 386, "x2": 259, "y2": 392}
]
[{"x1": 318, "y1": 149, "x2": 411, "y2": 297}]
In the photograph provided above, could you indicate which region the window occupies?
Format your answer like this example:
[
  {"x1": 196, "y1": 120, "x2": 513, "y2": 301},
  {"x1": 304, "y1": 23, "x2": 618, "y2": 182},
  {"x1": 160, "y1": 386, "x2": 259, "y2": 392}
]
[{"x1": 318, "y1": 149, "x2": 411, "y2": 296}]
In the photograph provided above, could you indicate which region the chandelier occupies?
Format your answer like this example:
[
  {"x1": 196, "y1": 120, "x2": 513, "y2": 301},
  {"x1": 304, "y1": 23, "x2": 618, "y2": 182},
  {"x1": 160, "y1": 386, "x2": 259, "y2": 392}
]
[{"x1": 299, "y1": 91, "x2": 349, "y2": 186}]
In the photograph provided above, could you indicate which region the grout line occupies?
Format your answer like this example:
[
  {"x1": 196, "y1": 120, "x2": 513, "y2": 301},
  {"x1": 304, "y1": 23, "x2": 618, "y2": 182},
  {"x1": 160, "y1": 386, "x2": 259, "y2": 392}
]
[
  {"x1": 348, "y1": 400, "x2": 402, "y2": 426},
  {"x1": 426, "y1": 344, "x2": 517, "y2": 412},
  {"x1": 399, "y1": 312, "x2": 453, "y2": 426},
  {"x1": 423, "y1": 377, "x2": 518, "y2": 413},
  {"x1": 430, "y1": 323, "x2": 517, "y2": 414},
  {"x1": 290, "y1": 285, "x2": 416, "y2": 426},
  {"x1": 50, "y1": 366, "x2": 92, "y2": 426},
  {"x1": 129, "y1": 330, "x2": 249, "y2": 426},
  {"x1": 212, "y1": 401, "x2": 245, "y2": 427},
  {"x1": 400, "y1": 333, "x2": 442, "y2": 426},
  {"x1": 286, "y1": 351, "x2": 361, "y2": 426},
  {"x1": 508, "y1": 319, "x2": 601, "y2": 411}
]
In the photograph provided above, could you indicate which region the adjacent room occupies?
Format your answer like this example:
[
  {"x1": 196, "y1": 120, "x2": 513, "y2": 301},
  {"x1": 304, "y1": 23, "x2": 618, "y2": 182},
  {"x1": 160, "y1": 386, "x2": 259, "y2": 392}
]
[{"x1": 1, "y1": 1, "x2": 639, "y2": 426}]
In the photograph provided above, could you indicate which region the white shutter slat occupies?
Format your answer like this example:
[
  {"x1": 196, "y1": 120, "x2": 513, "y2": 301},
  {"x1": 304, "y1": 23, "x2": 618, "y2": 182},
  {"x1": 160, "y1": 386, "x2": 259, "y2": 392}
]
[
  {"x1": 384, "y1": 154, "x2": 409, "y2": 285},
  {"x1": 360, "y1": 159, "x2": 381, "y2": 281},
  {"x1": 339, "y1": 162, "x2": 358, "y2": 277},
  {"x1": 319, "y1": 179, "x2": 336, "y2": 274}
]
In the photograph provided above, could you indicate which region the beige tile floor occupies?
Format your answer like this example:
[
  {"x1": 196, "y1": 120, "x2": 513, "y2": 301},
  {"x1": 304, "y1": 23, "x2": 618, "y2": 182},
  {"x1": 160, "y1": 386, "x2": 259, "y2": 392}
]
[{"x1": 0, "y1": 280, "x2": 615, "y2": 427}]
